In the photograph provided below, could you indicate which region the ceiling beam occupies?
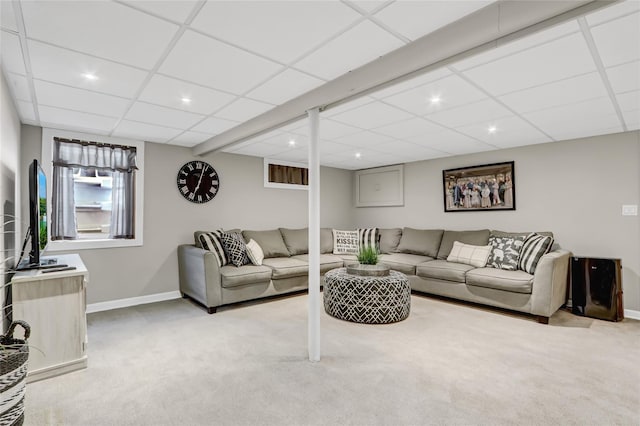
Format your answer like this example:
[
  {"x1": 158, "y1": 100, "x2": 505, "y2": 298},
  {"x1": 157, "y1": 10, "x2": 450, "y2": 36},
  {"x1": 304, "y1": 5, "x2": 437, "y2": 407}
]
[{"x1": 193, "y1": 0, "x2": 618, "y2": 156}]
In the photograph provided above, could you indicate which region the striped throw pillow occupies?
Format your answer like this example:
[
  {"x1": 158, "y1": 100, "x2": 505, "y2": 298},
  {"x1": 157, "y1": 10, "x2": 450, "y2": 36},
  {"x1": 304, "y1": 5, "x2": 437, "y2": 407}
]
[
  {"x1": 198, "y1": 230, "x2": 228, "y2": 267},
  {"x1": 518, "y1": 233, "x2": 554, "y2": 274},
  {"x1": 358, "y1": 228, "x2": 379, "y2": 251}
]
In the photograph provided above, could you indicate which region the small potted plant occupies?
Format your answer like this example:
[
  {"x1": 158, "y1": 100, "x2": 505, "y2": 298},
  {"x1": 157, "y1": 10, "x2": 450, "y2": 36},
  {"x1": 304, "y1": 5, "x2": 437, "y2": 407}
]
[{"x1": 347, "y1": 246, "x2": 389, "y2": 276}]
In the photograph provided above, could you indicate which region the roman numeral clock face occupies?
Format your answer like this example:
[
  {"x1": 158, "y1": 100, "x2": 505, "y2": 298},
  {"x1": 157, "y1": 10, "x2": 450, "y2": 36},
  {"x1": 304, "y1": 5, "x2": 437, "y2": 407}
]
[{"x1": 177, "y1": 161, "x2": 220, "y2": 204}]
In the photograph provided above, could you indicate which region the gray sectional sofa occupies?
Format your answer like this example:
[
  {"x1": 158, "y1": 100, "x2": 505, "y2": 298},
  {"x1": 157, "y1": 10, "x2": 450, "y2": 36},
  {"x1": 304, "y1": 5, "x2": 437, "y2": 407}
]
[{"x1": 177, "y1": 227, "x2": 571, "y2": 323}]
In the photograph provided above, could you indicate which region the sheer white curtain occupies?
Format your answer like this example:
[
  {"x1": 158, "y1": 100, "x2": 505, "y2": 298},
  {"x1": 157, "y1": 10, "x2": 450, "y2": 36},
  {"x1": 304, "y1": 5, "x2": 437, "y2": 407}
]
[{"x1": 51, "y1": 137, "x2": 137, "y2": 240}]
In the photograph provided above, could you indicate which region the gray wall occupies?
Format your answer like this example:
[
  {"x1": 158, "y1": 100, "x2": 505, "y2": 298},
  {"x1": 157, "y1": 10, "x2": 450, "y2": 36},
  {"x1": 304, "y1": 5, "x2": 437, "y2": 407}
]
[
  {"x1": 354, "y1": 131, "x2": 640, "y2": 312},
  {"x1": 1, "y1": 71, "x2": 21, "y2": 329},
  {"x1": 20, "y1": 126, "x2": 353, "y2": 304}
]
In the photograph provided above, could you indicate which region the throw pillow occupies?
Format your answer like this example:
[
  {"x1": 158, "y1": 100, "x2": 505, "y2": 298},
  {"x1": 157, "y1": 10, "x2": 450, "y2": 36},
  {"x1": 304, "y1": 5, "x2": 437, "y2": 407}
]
[
  {"x1": 518, "y1": 233, "x2": 554, "y2": 274},
  {"x1": 245, "y1": 239, "x2": 265, "y2": 266},
  {"x1": 198, "y1": 230, "x2": 228, "y2": 267},
  {"x1": 332, "y1": 229, "x2": 360, "y2": 255},
  {"x1": 486, "y1": 232, "x2": 528, "y2": 271},
  {"x1": 220, "y1": 231, "x2": 250, "y2": 267},
  {"x1": 358, "y1": 228, "x2": 379, "y2": 251},
  {"x1": 446, "y1": 241, "x2": 492, "y2": 268}
]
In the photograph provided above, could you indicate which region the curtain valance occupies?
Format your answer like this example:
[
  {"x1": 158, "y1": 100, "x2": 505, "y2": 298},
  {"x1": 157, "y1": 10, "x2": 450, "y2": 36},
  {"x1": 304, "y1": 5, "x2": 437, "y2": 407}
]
[{"x1": 53, "y1": 137, "x2": 137, "y2": 172}]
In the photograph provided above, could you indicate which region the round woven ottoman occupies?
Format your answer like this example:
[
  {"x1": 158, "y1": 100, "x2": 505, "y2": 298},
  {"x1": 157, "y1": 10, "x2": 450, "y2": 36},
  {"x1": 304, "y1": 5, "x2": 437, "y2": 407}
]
[{"x1": 323, "y1": 268, "x2": 411, "y2": 324}]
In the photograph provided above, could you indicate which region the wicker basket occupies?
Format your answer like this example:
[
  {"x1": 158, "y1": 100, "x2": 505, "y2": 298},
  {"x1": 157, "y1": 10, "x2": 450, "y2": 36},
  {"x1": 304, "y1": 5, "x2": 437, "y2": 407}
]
[{"x1": 0, "y1": 320, "x2": 30, "y2": 426}]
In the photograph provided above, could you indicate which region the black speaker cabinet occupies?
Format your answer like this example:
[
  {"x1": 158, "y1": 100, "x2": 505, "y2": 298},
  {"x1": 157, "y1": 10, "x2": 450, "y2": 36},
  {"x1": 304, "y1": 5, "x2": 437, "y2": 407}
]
[{"x1": 571, "y1": 257, "x2": 623, "y2": 321}]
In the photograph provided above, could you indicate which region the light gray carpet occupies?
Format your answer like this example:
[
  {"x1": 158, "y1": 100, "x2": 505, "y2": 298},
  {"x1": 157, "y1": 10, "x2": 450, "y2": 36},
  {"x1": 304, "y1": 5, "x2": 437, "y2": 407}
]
[{"x1": 25, "y1": 293, "x2": 640, "y2": 425}]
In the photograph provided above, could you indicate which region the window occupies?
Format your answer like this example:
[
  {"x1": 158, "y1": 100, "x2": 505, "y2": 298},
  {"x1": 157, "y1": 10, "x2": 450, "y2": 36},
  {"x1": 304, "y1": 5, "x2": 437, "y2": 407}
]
[
  {"x1": 264, "y1": 158, "x2": 308, "y2": 190},
  {"x1": 41, "y1": 128, "x2": 144, "y2": 250}
]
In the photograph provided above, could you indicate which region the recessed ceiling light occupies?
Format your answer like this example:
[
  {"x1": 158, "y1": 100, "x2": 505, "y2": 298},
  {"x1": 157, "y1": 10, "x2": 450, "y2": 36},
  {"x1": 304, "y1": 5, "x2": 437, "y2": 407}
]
[
  {"x1": 288, "y1": 139, "x2": 296, "y2": 147},
  {"x1": 429, "y1": 95, "x2": 441, "y2": 105},
  {"x1": 181, "y1": 97, "x2": 192, "y2": 104},
  {"x1": 488, "y1": 125, "x2": 497, "y2": 134},
  {"x1": 355, "y1": 152, "x2": 361, "y2": 159},
  {"x1": 82, "y1": 73, "x2": 98, "y2": 81}
]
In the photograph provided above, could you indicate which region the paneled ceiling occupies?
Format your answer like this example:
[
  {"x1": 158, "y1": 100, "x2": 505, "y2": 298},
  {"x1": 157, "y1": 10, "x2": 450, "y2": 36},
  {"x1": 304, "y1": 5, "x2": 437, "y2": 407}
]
[{"x1": 1, "y1": 1, "x2": 638, "y2": 170}]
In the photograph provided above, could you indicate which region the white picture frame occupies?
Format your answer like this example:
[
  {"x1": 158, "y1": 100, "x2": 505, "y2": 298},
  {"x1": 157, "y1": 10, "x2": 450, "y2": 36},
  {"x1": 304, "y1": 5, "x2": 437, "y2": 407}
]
[{"x1": 355, "y1": 164, "x2": 404, "y2": 207}]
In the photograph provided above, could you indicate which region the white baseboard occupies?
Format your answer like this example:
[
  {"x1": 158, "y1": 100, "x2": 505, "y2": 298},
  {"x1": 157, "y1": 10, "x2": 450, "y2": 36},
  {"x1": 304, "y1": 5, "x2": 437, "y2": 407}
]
[
  {"x1": 87, "y1": 291, "x2": 182, "y2": 314},
  {"x1": 624, "y1": 309, "x2": 640, "y2": 321}
]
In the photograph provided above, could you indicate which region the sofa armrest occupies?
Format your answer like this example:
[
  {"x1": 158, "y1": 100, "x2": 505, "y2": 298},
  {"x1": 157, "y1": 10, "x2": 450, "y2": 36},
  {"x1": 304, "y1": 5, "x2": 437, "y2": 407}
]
[
  {"x1": 530, "y1": 249, "x2": 571, "y2": 317},
  {"x1": 178, "y1": 244, "x2": 223, "y2": 310}
]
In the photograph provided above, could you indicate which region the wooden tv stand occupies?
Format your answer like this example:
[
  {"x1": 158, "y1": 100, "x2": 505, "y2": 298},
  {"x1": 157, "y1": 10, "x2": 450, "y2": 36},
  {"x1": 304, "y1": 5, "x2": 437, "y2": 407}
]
[{"x1": 10, "y1": 254, "x2": 88, "y2": 382}]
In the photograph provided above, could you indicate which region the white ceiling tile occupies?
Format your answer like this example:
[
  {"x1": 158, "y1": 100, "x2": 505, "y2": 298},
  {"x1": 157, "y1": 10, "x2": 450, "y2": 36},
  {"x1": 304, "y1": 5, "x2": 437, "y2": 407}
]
[
  {"x1": 333, "y1": 130, "x2": 394, "y2": 148},
  {"x1": 16, "y1": 100, "x2": 36, "y2": 122},
  {"x1": 463, "y1": 33, "x2": 597, "y2": 95},
  {"x1": 126, "y1": 102, "x2": 205, "y2": 129},
  {"x1": 591, "y1": 12, "x2": 640, "y2": 67},
  {"x1": 523, "y1": 97, "x2": 623, "y2": 140},
  {"x1": 246, "y1": 69, "x2": 324, "y2": 105},
  {"x1": 21, "y1": 1, "x2": 178, "y2": 69},
  {"x1": 319, "y1": 140, "x2": 352, "y2": 155},
  {"x1": 331, "y1": 101, "x2": 413, "y2": 129},
  {"x1": 370, "y1": 67, "x2": 451, "y2": 99},
  {"x1": 288, "y1": 118, "x2": 363, "y2": 140},
  {"x1": 191, "y1": 117, "x2": 239, "y2": 135},
  {"x1": 371, "y1": 139, "x2": 444, "y2": 158},
  {"x1": 406, "y1": 130, "x2": 493, "y2": 155},
  {"x1": 169, "y1": 131, "x2": 213, "y2": 147},
  {"x1": 1, "y1": 31, "x2": 26, "y2": 75},
  {"x1": 28, "y1": 40, "x2": 148, "y2": 98},
  {"x1": 428, "y1": 99, "x2": 513, "y2": 128},
  {"x1": 453, "y1": 21, "x2": 580, "y2": 71},
  {"x1": 1, "y1": 1, "x2": 17, "y2": 31},
  {"x1": 113, "y1": 120, "x2": 183, "y2": 143},
  {"x1": 616, "y1": 90, "x2": 640, "y2": 112},
  {"x1": 39, "y1": 105, "x2": 118, "y2": 134},
  {"x1": 139, "y1": 74, "x2": 235, "y2": 115},
  {"x1": 606, "y1": 61, "x2": 640, "y2": 93},
  {"x1": 232, "y1": 142, "x2": 288, "y2": 158},
  {"x1": 34, "y1": 80, "x2": 130, "y2": 118},
  {"x1": 272, "y1": 148, "x2": 308, "y2": 163},
  {"x1": 622, "y1": 108, "x2": 640, "y2": 129},
  {"x1": 586, "y1": 1, "x2": 640, "y2": 26},
  {"x1": 345, "y1": 1, "x2": 389, "y2": 14},
  {"x1": 6, "y1": 72, "x2": 31, "y2": 101},
  {"x1": 294, "y1": 20, "x2": 404, "y2": 80},
  {"x1": 499, "y1": 72, "x2": 608, "y2": 114},
  {"x1": 457, "y1": 116, "x2": 550, "y2": 148},
  {"x1": 191, "y1": 2, "x2": 360, "y2": 64},
  {"x1": 160, "y1": 30, "x2": 282, "y2": 95},
  {"x1": 120, "y1": 1, "x2": 199, "y2": 23},
  {"x1": 374, "y1": 117, "x2": 444, "y2": 139},
  {"x1": 214, "y1": 98, "x2": 274, "y2": 122},
  {"x1": 383, "y1": 74, "x2": 487, "y2": 116},
  {"x1": 373, "y1": 1, "x2": 493, "y2": 41}
]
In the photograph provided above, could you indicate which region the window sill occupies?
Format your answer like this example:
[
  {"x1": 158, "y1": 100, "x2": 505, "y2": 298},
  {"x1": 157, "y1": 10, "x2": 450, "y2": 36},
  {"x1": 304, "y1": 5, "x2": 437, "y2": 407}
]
[{"x1": 46, "y1": 237, "x2": 142, "y2": 251}]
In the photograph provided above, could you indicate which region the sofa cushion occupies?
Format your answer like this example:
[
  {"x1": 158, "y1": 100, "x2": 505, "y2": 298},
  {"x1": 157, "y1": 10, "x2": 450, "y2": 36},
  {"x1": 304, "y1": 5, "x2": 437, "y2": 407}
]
[
  {"x1": 466, "y1": 268, "x2": 534, "y2": 294},
  {"x1": 337, "y1": 254, "x2": 358, "y2": 266},
  {"x1": 196, "y1": 230, "x2": 228, "y2": 267},
  {"x1": 220, "y1": 264, "x2": 273, "y2": 288},
  {"x1": 437, "y1": 229, "x2": 490, "y2": 259},
  {"x1": 292, "y1": 254, "x2": 343, "y2": 274},
  {"x1": 220, "y1": 231, "x2": 250, "y2": 267},
  {"x1": 518, "y1": 233, "x2": 554, "y2": 274},
  {"x1": 321, "y1": 228, "x2": 334, "y2": 254},
  {"x1": 262, "y1": 257, "x2": 309, "y2": 279},
  {"x1": 416, "y1": 260, "x2": 474, "y2": 283},
  {"x1": 242, "y1": 229, "x2": 290, "y2": 258},
  {"x1": 279, "y1": 228, "x2": 308, "y2": 255},
  {"x1": 332, "y1": 229, "x2": 360, "y2": 255},
  {"x1": 378, "y1": 228, "x2": 402, "y2": 254},
  {"x1": 486, "y1": 231, "x2": 529, "y2": 271},
  {"x1": 379, "y1": 253, "x2": 432, "y2": 275},
  {"x1": 396, "y1": 228, "x2": 444, "y2": 258},
  {"x1": 447, "y1": 241, "x2": 492, "y2": 268},
  {"x1": 245, "y1": 239, "x2": 264, "y2": 266}
]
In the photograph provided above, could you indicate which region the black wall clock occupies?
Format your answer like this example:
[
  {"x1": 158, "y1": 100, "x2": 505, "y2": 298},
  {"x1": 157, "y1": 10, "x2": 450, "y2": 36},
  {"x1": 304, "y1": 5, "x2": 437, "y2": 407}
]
[{"x1": 177, "y1": 161, "x2": 220, "y2": 203}]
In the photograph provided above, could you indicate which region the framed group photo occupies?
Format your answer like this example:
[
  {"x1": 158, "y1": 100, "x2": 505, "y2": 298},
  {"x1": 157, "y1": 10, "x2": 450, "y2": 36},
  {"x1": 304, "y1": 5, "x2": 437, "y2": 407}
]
[{"x1": 443, "y1": 161, "x2": 515, "y2": 212}]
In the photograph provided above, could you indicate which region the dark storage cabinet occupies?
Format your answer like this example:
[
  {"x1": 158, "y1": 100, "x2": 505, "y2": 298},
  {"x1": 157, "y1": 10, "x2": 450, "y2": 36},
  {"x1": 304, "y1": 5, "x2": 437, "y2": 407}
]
[{"x1": 571, "y1": 257, "x2": 623, "y2": 321}]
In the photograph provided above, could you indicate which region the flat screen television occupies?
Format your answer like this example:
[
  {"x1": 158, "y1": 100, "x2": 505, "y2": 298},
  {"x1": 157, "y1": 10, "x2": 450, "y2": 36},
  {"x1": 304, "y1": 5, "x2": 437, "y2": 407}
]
[{"x1": 16, "y1": 159, "x2": 55, "y2": 270}]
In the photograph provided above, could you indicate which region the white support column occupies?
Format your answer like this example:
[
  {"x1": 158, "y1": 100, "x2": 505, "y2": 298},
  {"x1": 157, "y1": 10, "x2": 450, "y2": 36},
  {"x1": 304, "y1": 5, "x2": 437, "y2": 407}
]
[{"x1": 307, "y1": 107, "x2": 321, "y2": 362}]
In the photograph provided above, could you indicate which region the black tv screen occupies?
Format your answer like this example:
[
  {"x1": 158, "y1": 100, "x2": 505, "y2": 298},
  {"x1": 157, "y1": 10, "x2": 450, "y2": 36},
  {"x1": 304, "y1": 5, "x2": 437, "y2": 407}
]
[{"x1": 28, "y1": 159, "x2": 48, "y2": 265}]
